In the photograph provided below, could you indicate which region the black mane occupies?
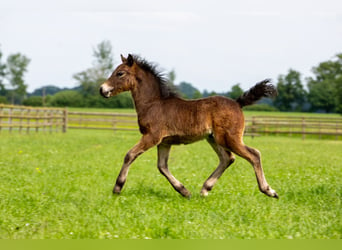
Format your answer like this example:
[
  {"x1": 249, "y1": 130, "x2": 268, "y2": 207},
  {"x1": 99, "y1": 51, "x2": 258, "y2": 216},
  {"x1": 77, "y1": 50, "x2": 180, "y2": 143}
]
[{"x1": 132, "y1": 55, "x2": 180, "y2": 99}]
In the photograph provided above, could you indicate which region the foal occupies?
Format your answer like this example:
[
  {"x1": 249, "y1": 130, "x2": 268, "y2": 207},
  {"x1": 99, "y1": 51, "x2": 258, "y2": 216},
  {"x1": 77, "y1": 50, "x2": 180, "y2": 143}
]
[{"x1": 100, "y1": 54, "x2": 278, "y2": 198}]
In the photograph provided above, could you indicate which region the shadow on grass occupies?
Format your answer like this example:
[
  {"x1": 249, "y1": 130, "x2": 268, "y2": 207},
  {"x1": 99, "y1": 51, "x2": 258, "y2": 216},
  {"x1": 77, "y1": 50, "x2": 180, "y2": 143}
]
[{"x1": 112, "y1": 185, "x2": 183, "y2": 201}]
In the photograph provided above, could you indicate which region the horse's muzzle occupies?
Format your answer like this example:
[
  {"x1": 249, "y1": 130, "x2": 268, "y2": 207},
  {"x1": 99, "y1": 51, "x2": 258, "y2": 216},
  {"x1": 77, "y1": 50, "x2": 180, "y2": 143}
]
[
  {"x1": 99, "y1": 86, "x2": 109, "y2": 98},
  {"x1": 99, "y1": 83, "x2": 113, "y2": 98}
]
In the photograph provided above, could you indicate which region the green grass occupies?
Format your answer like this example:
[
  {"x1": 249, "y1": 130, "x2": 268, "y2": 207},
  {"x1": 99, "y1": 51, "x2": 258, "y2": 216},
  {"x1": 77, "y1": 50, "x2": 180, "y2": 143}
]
[{"x1": 0, "y1": 130, "x2": 341, "y2": 239}]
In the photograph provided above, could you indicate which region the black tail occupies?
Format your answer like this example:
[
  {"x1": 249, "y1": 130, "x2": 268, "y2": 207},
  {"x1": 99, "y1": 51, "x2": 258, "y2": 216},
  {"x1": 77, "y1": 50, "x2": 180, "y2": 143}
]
[{"x1": 236, "y1": 79, "x2": 277, "y2": 108}]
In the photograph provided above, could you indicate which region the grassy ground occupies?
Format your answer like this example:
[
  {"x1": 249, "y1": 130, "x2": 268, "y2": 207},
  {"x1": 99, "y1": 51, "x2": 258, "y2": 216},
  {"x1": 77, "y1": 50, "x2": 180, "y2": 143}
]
[{"x1": 0, "y1": 130, "x2": 341, "y2": 239}]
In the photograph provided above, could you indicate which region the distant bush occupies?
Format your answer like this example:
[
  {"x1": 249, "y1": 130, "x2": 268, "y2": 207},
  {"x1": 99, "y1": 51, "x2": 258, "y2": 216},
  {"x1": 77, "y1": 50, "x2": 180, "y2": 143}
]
[
  {"x1": 243, "y1": 104, "x2": 279, "y2": 112},
  {"x1": 79, "y1": 92, "x2": 134, "y2": 108},
  {"x1": 47, "y1": 90, "x2": 84, "y2": 107},
  {"x1": 0, "y1": 96, "x2": 8, "y2": 104},
  {"x1": 40, "y1": 90, "x2": 134, "y2": 109},
  {"x1": 22, "y1": 96, "x2": 43, "y2": 106}
]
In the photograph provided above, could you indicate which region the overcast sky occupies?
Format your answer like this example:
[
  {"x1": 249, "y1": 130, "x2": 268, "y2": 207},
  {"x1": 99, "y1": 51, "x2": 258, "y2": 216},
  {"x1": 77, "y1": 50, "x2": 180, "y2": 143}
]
[{"x1": 1, "y1": 0, "x2": 342, "y2": 92}]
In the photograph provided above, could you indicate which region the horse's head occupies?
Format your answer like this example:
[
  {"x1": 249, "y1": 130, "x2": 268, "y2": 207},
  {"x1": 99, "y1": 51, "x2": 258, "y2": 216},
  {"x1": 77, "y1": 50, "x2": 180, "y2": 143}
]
[{"x1": 99, "y1": 54, "x2": 137, "y2": 98}]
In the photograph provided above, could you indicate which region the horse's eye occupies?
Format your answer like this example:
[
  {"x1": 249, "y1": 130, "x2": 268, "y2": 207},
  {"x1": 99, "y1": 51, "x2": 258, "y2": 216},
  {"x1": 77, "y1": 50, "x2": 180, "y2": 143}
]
[{"x1": 116, "y1": 71, "x2": 125, "y2": 77}]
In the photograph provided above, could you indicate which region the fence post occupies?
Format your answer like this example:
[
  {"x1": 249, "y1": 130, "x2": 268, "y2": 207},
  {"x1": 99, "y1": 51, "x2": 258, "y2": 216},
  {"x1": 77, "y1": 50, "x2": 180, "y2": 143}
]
[
  {"x1": 251, "y1": 116, "x2": 256, "y2": 139},
  {"x1": 0, "y1": 105, "x2": 2, "y2": 133},
  {"x1": 26, "y1": 108, "x2": 30, "y2": 134},
  {"x1": 48, "y1": 109, "x2": 52, "y2": 133},
  {"x1": 43, "y1": 109, "x2": 47, "y2": 132},
  {"x1": 302, "y1": 117, "x2": 305, "y2": 140},
  {"x1": 35, "y1": 109, "x2": 39, "y2": 133},
  {"x1": 63, "y1": 108, "x2": 68, "y2": 133},
  {"x1": 112, "y1": 115, "x2": 117, "y2": 133},
  {"x1": 9, "y1": 107, "x2": 12, "y2": 133},
  {"x1": 19, "y1": 107, "x2": 23, "y2": 133}
]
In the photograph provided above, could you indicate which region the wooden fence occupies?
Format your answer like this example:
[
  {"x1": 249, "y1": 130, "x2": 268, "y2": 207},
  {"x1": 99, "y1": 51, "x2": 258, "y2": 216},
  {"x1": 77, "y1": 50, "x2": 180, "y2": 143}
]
[
  {"x1": 244, "y1": 116, "x2": 342, "y2": 140},
  {"x1": 0, "y1": 104, "x2": 67, "y2": 133},
  {"x1": 1, "y1": 104, "x2": 342, "y2": 140},
  {"x1": 68, "y1": 111, "x2": 137, "y2": 131},
  {"x1": 68, "y1": 111, "x2": 342, "y2": 140}
]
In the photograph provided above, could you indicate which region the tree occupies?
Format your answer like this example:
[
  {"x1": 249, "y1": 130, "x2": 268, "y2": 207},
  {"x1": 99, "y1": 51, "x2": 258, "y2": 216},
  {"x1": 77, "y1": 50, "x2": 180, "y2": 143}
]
[
  {"x1": 30, "y1": 85, "x2": 66, "y2": 96},
  {"x1": 23, "y1": 96, "x2": 44, "y2": 107},
  {"x1": 226, "y1": 84, "x2": 244, "y2": 99},
  {"x1": 6, "y1": 53, "x2": 30, "y2": 104},
  {"x1": 73, "y1": 40, "x2": 114, "y2": 97},
  {"x1": 0, "y1": 47, "x2": 7, "y2": 95},
  {"x1": 48, "y1": 90, "x2": 84, "y2": 107},
  {"x1": 168, "y1": 70, "x2": 176, "y2": 86},
  {"x1": 274, "y1": 69, "x2": 306, "y2": 111},
  {"x1": 307, "y1": 53, "x2": 342, "y2": 113},
  {"x1": 72, "y1": 40, "x2": 134, "y2": 108},
  {"x1": 177, "y1": 81, "x2": 202, "y2": 99}
]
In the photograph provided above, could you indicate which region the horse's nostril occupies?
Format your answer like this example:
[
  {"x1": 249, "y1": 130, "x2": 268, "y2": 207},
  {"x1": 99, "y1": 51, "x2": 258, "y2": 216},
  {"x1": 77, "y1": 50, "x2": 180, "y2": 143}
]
[{"x1": 99, "y1": 86, "x2": 108, "y2": 98}]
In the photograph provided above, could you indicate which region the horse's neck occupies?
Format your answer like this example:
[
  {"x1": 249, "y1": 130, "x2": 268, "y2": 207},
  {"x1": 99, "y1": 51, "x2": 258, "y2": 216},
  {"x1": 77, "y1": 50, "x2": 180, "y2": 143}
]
[{"x1": 131, "y1": 77, "x2": 161, "y2": 118}]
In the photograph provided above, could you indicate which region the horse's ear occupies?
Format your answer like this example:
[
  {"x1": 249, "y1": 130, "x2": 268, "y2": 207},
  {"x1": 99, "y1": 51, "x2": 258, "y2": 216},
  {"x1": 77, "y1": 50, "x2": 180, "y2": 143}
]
[
  {"x1": 120, "y1": 54, "x2": 127, "y2": 63},
  {"x1": 127, "y1": 54, "x2": 134, "y2": 67}
]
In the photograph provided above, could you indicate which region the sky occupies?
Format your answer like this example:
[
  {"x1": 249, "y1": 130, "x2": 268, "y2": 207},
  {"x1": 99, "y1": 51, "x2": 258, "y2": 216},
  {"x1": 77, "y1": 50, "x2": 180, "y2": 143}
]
[{"x1": 1, "y1": 0, "x2": 342, "y2": 93}]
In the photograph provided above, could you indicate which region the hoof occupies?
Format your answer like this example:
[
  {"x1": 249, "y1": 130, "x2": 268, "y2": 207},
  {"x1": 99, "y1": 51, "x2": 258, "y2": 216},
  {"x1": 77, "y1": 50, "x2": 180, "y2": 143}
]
[
  {"x1": 113, "y1": 185, "x2": 122, "y2": 195},
  {"x1": 182, "y1": 190, "x2": 192, "y2": 199},
  {"x1": 272, "y1": 192, "x2": 279, "y2": 199},
  {"x1": 200, "y1": 188, "x2": 209, "y2": 197},
  {"x1": 264, "y1": 187, "x2": 279, "y2": 199},
  {"x1": 184, "y1": 194, "x2": 192, "y2": 200}
]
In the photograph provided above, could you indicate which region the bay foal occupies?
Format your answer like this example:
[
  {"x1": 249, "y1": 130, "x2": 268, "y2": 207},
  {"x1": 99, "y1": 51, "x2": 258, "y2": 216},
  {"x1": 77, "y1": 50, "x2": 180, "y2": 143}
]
[{"x1": 100, "y1": 54, "x2": 278, "y2": 198}]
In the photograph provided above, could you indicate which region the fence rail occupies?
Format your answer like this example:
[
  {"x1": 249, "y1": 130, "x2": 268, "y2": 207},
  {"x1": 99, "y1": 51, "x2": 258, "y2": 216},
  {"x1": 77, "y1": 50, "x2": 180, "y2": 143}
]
[
  {"x1": 67, "y1": 111, "x2": 138, "y2": 131},
  {"x1": 1, "y1": 104, "x2": 342, "y2": 140},
  {"x1": 0, "y1": 104, "x2": 67, "y2": 133},
  {"x1": 244, "y1": 116, "x2": 342, "y2": 140},
  {"x1": 68, "y1": 111, "x2": 342, "y2": 140}
]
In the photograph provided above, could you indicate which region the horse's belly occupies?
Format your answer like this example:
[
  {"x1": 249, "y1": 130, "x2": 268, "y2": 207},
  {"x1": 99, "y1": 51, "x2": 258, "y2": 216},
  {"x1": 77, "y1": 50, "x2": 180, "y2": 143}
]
[{"x1": 161, "y1": 133, "x2": 209, "y2": 145}]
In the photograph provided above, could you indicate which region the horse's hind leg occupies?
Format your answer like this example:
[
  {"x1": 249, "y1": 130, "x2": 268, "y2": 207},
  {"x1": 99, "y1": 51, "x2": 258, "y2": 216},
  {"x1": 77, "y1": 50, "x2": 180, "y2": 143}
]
[
  {"x1": 157, "y1": 144, "x2": 191, "y2": 198},
  {"x1": 227, "y1": 139, "x2": 278, "y2": 198},
  {"x1": 200, "y1": 138, "x2": 235, "y2": 196}
]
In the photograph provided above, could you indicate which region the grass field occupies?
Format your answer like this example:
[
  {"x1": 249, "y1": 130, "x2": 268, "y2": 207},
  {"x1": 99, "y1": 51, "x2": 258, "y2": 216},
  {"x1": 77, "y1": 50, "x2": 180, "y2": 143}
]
[{"x1": 0, "y1": 129, "x2": 341, "y2": 239}]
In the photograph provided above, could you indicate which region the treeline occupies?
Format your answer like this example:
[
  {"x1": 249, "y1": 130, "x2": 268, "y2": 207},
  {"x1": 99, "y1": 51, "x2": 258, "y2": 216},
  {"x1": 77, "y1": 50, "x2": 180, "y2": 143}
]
[{"x1": 1, "y1": 41, "x2": 341, "y2": 114}]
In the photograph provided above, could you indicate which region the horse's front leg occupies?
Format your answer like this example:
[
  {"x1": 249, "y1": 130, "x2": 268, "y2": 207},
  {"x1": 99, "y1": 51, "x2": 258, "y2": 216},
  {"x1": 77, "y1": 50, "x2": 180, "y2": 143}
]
[{"x1": 113, "y1": 135, "x2": 159, "y2": 194}]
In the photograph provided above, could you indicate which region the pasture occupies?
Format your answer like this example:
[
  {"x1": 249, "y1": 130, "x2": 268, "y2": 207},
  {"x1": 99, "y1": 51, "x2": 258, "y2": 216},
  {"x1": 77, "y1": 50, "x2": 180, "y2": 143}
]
[{"x1": 0, "y1": 129, "x2": 341, "y2": 239}]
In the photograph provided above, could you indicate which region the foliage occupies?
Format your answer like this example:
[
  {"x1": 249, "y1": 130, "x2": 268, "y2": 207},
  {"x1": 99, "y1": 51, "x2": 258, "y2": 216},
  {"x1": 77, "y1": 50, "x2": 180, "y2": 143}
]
[
  {"x1": 29, "y1": 85, "x2": 77, "y2": 97},
  {"x1": 5, "y1": 53, "x2": 30, "y2": 104},
  {"x1": 0, "y1": 48, "x2": 6, "y2": 95},
  {"x1": 242, "y1": 103, "x2": 279, "y2": 112},
  {"x1": 47, "y1": 90, "x2": 84, "y2": 107},
  {"x1": 0, "y1": 46, "x2": 30, "y2": 105},
  {"x1": 81, "y1": 92, "x2": 134, "y2": 108},
  {"x1": 0, "y1": 95, "x2": 8, "y2": 104},
  {"x1": 73, "y1": 40, "x2": 114, "y2": 98},
  {"x1": 274, "y1": 69, "x2": 306, "y2": 111},
  {"x1": 202, "y1": 90, "x2": 217, "y2": 97},
  {"x1": 0, "y1": 131, "x2": 341, "y2": 239},
  {"x1": 307, "y1": 54, "x2": 342, "y2": 113},
  {"x1": 177, "y1": 81, "x2": 202, "y2": 99},
  {"x1": 168, "y1": 70, "x2": 176, "y2": 86},
  {"x1": 22, "y1": 96, "x2": 44, "y2": 107},
  {"x1": 226, "y1": 83, "x2": 244, "y2": 99}
]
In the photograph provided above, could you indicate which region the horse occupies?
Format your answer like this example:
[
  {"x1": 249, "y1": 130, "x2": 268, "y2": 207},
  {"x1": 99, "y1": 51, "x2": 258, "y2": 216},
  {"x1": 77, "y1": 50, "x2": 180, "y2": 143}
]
[{"x1": 100, "y1": 54, "x2": 279, "y2": 198}]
